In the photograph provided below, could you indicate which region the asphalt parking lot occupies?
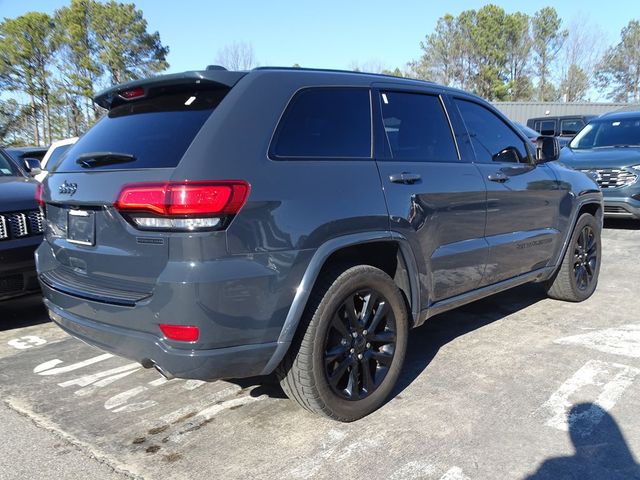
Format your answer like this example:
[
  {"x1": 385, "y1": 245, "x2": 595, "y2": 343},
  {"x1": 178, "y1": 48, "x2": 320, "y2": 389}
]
[{"x1": 1, "y1": 220, "x2": 639, "y2": 480}]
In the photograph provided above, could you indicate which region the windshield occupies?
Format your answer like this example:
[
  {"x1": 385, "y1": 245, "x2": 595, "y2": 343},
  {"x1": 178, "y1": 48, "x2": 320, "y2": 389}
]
[
  {"x1": 570, "y1": 117, "x2": 640, "y2": 149},
  {"x1": 0, "y1": 149, "x2": 19, "y2": 176}
]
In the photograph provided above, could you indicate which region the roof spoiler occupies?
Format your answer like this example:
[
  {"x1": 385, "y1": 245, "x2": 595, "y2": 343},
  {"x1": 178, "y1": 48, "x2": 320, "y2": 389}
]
[{"x1": 94, "y1": 70, "x2": 247, "y2": 109}]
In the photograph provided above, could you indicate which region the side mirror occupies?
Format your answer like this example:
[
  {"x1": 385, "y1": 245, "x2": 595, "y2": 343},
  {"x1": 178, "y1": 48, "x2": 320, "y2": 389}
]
[
  {"x1": 536, "y1": 136, "x2": 560, "y2": 163},
  {"x1": 23, "y1": 158, "x2": 42, "y2": 176}
]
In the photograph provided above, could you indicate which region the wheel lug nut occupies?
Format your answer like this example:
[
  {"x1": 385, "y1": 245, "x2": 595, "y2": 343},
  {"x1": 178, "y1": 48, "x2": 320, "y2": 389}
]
[
  {"x1": 363, "y1": 330, "x2": 368, "y2": 335},
  {"x1": 366, "y1": 343, "x2": 371, "y2": 348},
  {"x1": 350, "y1": 348, "x2": 355, "y2": 354},
  {"x1": 352, "y1": 332, "x2": 358, "y2": 338},
  {"x1": 357, "y1": 353, "x2": 363, "y2": 360}
]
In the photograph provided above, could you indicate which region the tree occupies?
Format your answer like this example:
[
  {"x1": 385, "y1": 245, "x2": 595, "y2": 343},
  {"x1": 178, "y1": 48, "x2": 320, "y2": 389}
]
[
  {"x1": 54, "y1": 0, "x2": 103, "y2": 125},
  {"x1": 0, "y1": 12, "x2": 56, "y2": 145},
  {"x1": 468, "y1": 5, "x2": 510, "y2": 100},
  {"x1": 559, "y1": 15, "x2": 604, "y2": 102},
  {"x1": 215, "y1": 42, "x2": 257, "y2": 70},
  {"x1": 504, "y1": 12, "x2": 533, "y2": 100},
  {"x1": 381, "y1": 67, "x2": 405, "y2": 77},
  {"x1": 531, "y1": 7, "x2": 567, "y2": 101},
  {"x1": 415, "y1": 14, "x2": 465, "y2": 86},
  {"x1": 596, "y1": 20, "x2": 640, "y2": 102},
  {"x1": 92, "y1": 1, "x2": 169, "y2": 84},
  {"x1": 560, "y1": 64, "x2": 589, "y2": 102}
]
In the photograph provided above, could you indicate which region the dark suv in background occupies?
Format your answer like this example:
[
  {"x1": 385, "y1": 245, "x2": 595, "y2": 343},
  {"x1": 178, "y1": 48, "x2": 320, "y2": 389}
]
[
  {"x1": 560, "y1": 110, "x2": 640, "y2": 219},
  {"x1": 38, "y1": 67, "x2": 603, "y2": 421},
  {"x1": 527, "y1": 115, "x2": 596, "y2": 148},
  {"x1": 0, "y1": 148, "x2": 45, "y2": 300}
]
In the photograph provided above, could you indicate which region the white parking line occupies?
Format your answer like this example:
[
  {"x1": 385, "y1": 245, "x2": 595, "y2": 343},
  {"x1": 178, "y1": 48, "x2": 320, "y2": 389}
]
[
  {"x1": 439, "y1": 467, "x2": 471, "y2": 480},
  {"x1": 34, "y1": 353, "x2": 114, "y2": 375},
  {"x1": 555, "y1": 324, "x2": 640, "y2": 358},
  {"x1": 541, "y1": 359, "x2": 640, "y2": 434},
  {"x1": 165, "y1": 394, "x2": 267, "y2": 444}
]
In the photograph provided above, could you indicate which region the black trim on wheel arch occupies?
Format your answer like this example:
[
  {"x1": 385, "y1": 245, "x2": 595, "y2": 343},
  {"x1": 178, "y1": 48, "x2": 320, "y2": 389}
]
[
  {"x1": 547, "y1": 194, "x2": 602, "y2": 279},
  {"x1": 260, "y1": 231, "x2": 420, "y2": 376}
]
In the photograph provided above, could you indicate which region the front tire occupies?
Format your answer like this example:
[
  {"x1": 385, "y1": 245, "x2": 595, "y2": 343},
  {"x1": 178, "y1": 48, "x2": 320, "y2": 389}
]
[
  {"x1": 545, "y1": 213, "x2": 601, "y2": 302},
  {"x1": 278, "y1": 265, "x2": 409, "y2": 421}
]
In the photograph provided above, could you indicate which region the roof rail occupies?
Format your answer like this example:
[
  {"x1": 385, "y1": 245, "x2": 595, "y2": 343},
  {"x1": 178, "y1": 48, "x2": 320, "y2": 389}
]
[{"x1": 206, "y1": 65, "x2": 228, "y2": 71}]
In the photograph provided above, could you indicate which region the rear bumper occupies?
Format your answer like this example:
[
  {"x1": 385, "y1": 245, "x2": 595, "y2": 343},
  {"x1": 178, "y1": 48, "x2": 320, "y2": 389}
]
[
  {"x1": 0, "y1": 239, "x2": 41, "y2": 300},
  {"x1": 44, "y1": 294, "x2": 278, "y2": 380},
  {"x1": 37, "y1": 242, "x2": 312, "y2": 380}
]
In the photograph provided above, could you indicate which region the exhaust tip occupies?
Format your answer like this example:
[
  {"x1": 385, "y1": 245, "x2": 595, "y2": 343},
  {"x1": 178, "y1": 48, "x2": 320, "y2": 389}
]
[{"x1": 153, "y1": 363, "x2": 175, "y2": 380}]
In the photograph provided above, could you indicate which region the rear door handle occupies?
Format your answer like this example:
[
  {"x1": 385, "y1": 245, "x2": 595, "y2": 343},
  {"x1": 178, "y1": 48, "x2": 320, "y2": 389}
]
[
  {"x1": 487, "y1": 172, "x2": 509, "y2": 183},
  {"x1": 389, "y1": 172, "x2": 421, "y2": 184}
]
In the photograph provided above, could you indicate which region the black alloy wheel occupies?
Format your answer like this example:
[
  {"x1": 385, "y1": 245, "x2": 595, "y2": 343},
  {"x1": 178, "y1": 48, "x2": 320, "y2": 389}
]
[
  {"x1": 323, "y1": 289, "x2": 396, "y2": 401},
  {"x1": 573, "y1": 225, "x2": 598, "y2": 291}
]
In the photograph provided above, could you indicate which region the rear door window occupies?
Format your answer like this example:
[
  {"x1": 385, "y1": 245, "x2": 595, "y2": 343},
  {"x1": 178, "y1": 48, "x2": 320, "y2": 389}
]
[
  {"x1": 270, "y1": 88, "x2": 371, "y2": 159},
  {"x1": 378, "y1": 91, "x2": 458, "y2": 162},
  {"x1": 55, "y1": 87, "x2": 228, "y2": 172}
]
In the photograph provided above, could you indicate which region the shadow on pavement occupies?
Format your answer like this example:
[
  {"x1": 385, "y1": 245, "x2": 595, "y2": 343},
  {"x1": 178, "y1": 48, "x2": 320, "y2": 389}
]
[
  {"x1": 0, "y1": 294, "x2": 49, "y2": 331},
  {"x1": 525, "y1": 403, "x2": 640, "y2": 479},
  {"x1": 228, "y1": 283, "x2": 548, "y2": 404},
  {"x1": 604, "y1": 218, "x2": 640, "y2": 230},
  {"x1": 393, "y1": 282, "x2": 547, "y2": 396}
]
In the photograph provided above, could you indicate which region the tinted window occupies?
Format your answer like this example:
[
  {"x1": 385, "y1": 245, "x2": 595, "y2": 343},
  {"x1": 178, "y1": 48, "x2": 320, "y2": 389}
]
[
  {"x1": 560, "y1": 118, "x2": 585, "y2": 136},
  {"x1": 271, "y1": 88, "x2": 371, "y2": 158},
  {"x1": 0, "y1": 149, "x2": 19, "y2": 177},
  {"x1": 379, "y1": 92, "x2": 458, "y2": 162},
  {"x1": 570, "y1": 117, "x2": 640, "y2": 149},
  {"x1": 455, "y1": 99, "x2": 528, "y2": 163},
  {"x1": 46, "y1": 144, "x2": 73, "y2": 172},
  {"x1": 535, "y1": 120, "x2": 556, "y2": 136},
  {"x1": 56, "y1": 87, "x2": 227, "y2": 171}
]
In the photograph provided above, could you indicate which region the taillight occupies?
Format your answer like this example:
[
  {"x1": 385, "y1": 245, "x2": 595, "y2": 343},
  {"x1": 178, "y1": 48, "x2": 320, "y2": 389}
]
[
  {"x1": 35, "y1": 183, "x2": 44, "y2": 206},
  {"x1": 115, "y1": 181, "x2": 250, "y2": 231},
  {"x1": 160, "y1": 324, "x2": 199, "y2": 342}
]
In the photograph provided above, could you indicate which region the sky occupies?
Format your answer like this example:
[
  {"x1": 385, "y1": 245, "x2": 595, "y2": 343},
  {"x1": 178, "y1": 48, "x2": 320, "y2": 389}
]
[{"x1": 0, "y1": 0, "x2": 632, "y2": 75}]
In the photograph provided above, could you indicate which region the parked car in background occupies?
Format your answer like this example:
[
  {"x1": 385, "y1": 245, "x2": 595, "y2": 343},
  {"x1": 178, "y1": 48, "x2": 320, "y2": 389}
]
[
  {"x1": 560, "y1": 111, "x2": 640, "y2": 219},
  {"x1": 38, "y1": 66, "x2": 603, "y2": 421},
  {"x1": 0, "y1": 148, "x2": 45, "y2": 300},
  {"x1": 515, "y1": 122, "x2": 540, "y2": 145},
  {"x1": 35, "y1": 137, "x2": 78, "y2": 182},
  {"x1": 6, "y1": 146, "x2": 48, "y2": 165},
  {"x1": 527, "y1": 115, "x2": 596, "y2": 148}
]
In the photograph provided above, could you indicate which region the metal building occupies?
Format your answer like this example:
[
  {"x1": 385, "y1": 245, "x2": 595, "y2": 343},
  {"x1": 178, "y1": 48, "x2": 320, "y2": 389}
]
[{"x1": 493, "y1": 102, "x2": 640, "y2": 124}]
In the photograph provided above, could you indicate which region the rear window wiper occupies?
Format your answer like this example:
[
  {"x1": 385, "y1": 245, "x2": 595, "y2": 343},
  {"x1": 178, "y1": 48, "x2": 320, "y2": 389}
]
[{"x1": 76, "y1": 152, "x2": 136, "y2": 168}]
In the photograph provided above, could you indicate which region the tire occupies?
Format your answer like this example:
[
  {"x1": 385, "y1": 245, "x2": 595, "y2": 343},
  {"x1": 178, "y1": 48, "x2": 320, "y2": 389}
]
[
  {"x1": 545, "y1": 213, "x2": 601, "y2": 302},
  {"x1": 277, "y1": 265, "x2": 409, "y2": 422}
]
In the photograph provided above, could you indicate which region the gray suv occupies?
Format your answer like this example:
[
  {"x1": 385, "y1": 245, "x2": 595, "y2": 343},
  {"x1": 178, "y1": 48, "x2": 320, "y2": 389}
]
[{"x1": 38, "y1": 67, "x2": 603, "y2": 421}]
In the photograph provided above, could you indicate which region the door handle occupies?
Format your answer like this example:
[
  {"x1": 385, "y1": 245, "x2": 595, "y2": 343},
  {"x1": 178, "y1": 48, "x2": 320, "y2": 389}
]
[
  {"x1": 487, "y1": 172, "x2": 509, "y2": 183},
  {"x1": 389, "y1": 172, "x2": 422, "y2": 184}
]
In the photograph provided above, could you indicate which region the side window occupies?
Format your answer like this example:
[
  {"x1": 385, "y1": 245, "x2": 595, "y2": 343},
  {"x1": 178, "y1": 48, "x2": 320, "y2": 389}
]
[
  {"x1": 539, "y1": 120, "x2": 556, "y2": 136},
  {"x1": 271, "y1": 88, "x2": 371, "y2": 159},
  {"x1": 455, "y1": 99, "x2": 528, "y2": 164},
  {"x1": 379, "y1": 91, "x2": 458, "y2": 162},
  {"x1": 560, "y1": 118, "x2": 584, "y2": 136}
]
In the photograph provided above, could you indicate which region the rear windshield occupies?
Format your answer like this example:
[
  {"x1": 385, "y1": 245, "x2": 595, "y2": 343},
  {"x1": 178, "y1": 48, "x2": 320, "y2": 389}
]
[
  {"x1": 54, "y1": 87, "x2": 227, "y2": 172},
  {"x1": 570, "y1": 117, "x2": 640, "y2": 149}
]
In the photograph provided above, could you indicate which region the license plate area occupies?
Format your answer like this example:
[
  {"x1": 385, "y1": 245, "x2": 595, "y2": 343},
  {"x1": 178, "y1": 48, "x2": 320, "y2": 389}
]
[{"x1": 67, "y1": 209, "x2": 95, "y2": 246}]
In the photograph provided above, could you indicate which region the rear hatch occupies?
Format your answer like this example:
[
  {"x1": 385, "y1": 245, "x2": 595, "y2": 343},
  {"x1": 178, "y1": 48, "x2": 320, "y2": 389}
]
[{"x1": 40, "y1": 71, "x2": 246, "y2": 305}]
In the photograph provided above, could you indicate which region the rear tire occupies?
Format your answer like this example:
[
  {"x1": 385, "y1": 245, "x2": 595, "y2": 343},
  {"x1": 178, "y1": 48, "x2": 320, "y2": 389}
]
[
  {"x1": 545, "y1": 213, "x2": 601, "y2": 302},
  {"x1": 277, "y1": 265, "x2": 409, "y2": 422}
]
